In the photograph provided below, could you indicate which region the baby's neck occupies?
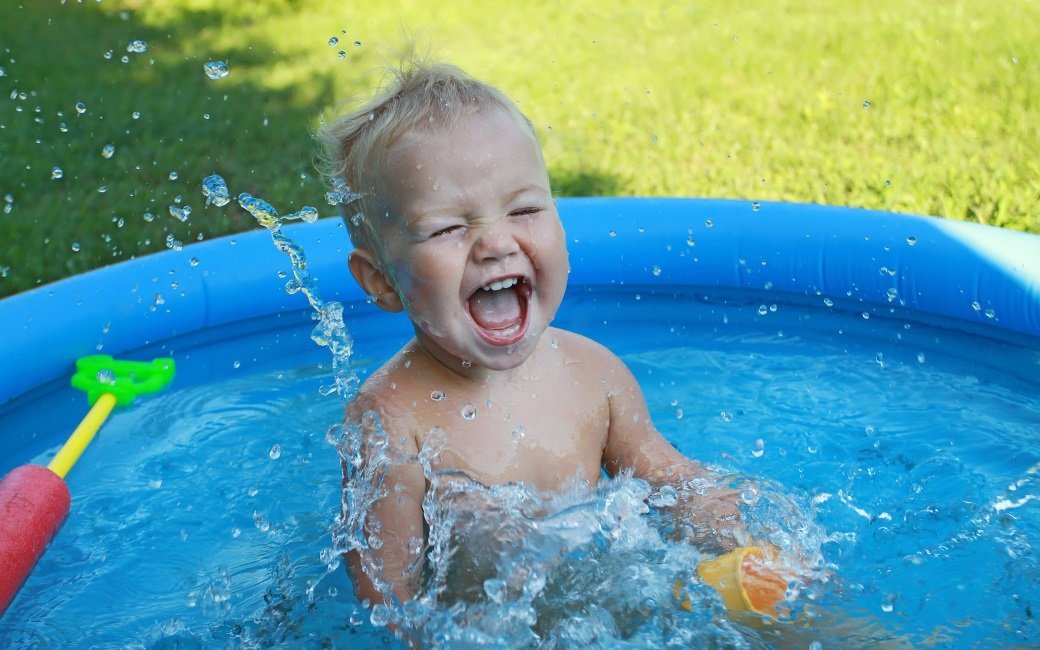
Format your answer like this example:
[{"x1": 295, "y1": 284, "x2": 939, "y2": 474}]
[{"x1": 407, "y1": 332, "x2": 550, "y2": 385}]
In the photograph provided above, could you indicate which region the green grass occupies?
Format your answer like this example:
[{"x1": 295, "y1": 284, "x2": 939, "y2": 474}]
[{"x1": 1, "y1": 0, "x2": 1038, "y2": 298}]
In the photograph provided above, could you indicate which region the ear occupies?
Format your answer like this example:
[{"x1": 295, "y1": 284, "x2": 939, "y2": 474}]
[{"x1": 348, "y1": 249, "x2": 404, "y2": 312}]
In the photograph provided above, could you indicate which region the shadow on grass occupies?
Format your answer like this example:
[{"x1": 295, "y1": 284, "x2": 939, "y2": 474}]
[
  {"x1": 0, "y1": 3, "x2": 343, "y2": 298},
  {"x1": 550, "y1": 169, "x2": 622, "y2": 197}
]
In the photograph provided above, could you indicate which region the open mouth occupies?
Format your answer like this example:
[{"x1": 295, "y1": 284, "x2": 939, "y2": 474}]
[{"x1": 466, "y1": 276, "x2": 531, "y2": 346}]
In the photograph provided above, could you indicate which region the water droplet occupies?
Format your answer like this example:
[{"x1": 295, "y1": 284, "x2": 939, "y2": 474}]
[
  {"x1": 823, "y1": 297, "x2": 834, "y2": 307},
  {"x1": 101, "y1": 144, "x2": 115, "y2": 159},
  {"x1": 50, "y1": 167, "x2": 63, "y2": 180},
  {"x1": 705, "y1": 218, "x2": 714, "y2": 228},
  {"x1": 971, "y1": 301, "x2": 982, "y2": 312},
  {"x1": 168, "y1": 171, "x2": 179, "y2": 181},
  {"x1": 430, "y1": 390, "x2": 445, "y2": 401},
  {"x1": 231, "y1": 527, "x2": 241, "y2": 539},
  {"x1": 126, "y1": 39, "x2": 148, "y2": 54},
  {"x1": 460, "y1": 403, "x2": 477, "y2": 420},
  {"x1": 751, "y1": 438, "x2": 765, "y2": 458},
  {"x1": 354, "y1": 40, "x2": 362, "y2": 47},
  {"x1": 328, "y1": 36, "x2": 339, "y2": 47},
  {"x1": 75, "y1": 101, "x2": 87, "y2": 114},
  {"x1": 886, "y1": 287, "x2": 898, "y2": 302},
  {"x1": 861, "y1": 311, "x2": 871, "y2": 320},
  {"x1": 169, "y1": 204, "x2": 192, "y2": 222},
  {"x1": 686, "y1": 236, "x2": 695, "y2": 247},
  {"x1": 201, "y1": 174, "x2": 231, "y2": 207},
  {"x1": 268, "y1": 444, "x2": 282, "y2": 460},
  {"x1": 189, "y1": 256, "x2": 200, "y2": 267},
  {"x1": 720, "y1": 411, "x2": 733, "y2": 422},
  {"x1": 906, "y1": 235, "x2": 917, "y2": 246},
  {"x1": 461, "y1": 359, "x2": 472, "y2": 368},
  {"x1": 71, "y1": 242, "x2": 80, "y2": 252},
  {"x1": 916, "y1": 352, "x2": 926, "y2": 364},
  {"x1": 511, "y1": 425, "x2": 526, "y2": 441},
  {"x1": 651, "y1": 264, "x2": 662, "y2": 277},
  {"x1": 58, "y1": 122, "x2": 68, "y2": 133},
  {"x1": 143, "y1": 211, "x2": 155, "y2": 223},
  {"x1": 148, "y1": 478, "x2": 163, "y2": 489},
  {"x1": 550, "y1": 338, "x2": 559, "y2": 349},
  {"x1": 863, "y1": 99, "x2": 872, "y2": 109},
  {"x1": 338, "y1": 51, "x2": 347, "y2": 60},
  {"x1": 608, "y1": 230, "x2": 617, "y2": 237},
  {"x1": 984, "y1": 307, "x2": 996, "y2": 319},
  {"x1": 203, "y1": 61, "x2": 230, "y2": 80},
  {"x1": 757, "y1": 304, "x2": 769, "y2": 316},
  {"x1": 751, "y1": 201, "x2": 760, "y2": 212}
]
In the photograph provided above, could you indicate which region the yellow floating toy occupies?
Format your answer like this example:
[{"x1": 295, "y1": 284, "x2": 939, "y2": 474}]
[{"x1": 677, "y1": 545, "x2": 790, "y2": 618}]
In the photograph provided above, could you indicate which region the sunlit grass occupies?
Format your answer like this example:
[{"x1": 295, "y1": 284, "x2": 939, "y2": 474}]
[{"x1": 1, "y1": 0, "x2": 1037, "y2": 297}]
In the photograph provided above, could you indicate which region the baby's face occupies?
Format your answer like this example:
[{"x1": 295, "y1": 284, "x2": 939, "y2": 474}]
[{"x1": 376, "y1": 108, "x2": 568, "y2": 375}]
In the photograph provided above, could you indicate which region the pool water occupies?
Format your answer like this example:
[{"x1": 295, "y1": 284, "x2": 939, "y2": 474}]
[{"x1": 1, "y1": 288, "x2": 1038, "y2": 648}]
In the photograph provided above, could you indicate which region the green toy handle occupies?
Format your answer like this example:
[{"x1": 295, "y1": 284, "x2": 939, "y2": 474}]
[{"x1": 70, "y1": 355, "x2": 176, "y2": 406}]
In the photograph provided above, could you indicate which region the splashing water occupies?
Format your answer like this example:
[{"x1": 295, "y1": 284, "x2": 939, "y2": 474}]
[
  {"x1": 325, "y1": 176, "x2": 365, "y2": 206},
  {"x1": 226, "y1": 179, "x2": 356, "y2": 403}
]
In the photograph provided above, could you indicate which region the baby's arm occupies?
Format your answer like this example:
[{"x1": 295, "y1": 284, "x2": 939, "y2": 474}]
[
  {"x1": 343, "y1": 395, "x2": 426, "y2": 607},
  {"x1": 595, "y1": 343, "x2": 744, "y2": 550}
]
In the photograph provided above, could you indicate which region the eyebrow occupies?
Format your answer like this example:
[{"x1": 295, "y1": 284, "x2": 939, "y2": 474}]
[{"x1": 403, "y1": 182, "x2": 551, "y2": 226}]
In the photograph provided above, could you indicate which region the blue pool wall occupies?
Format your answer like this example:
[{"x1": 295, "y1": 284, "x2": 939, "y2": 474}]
[{"x1": 2, "y1": 198, "x2": 1039, "y2": 411}]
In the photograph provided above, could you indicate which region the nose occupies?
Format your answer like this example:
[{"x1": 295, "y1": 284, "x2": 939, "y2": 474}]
[{"x1": 472, "y1": 223, "x2": 520, "y2": 262}]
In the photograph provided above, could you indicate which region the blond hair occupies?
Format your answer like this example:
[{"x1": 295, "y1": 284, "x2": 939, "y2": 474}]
[{"x1": 317, "y1": 53, "x2": 539, "y2": 258}]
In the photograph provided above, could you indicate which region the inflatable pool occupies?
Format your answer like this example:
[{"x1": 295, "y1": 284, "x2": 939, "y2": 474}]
[
  {"x1": 3, "y1": 198, "x2": 1038, "y2": 410},
  {"x1": 1, "y1": 198, "x2": 1038, "y2": 646}
]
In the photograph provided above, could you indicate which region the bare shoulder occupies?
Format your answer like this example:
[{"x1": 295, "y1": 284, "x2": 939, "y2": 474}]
[
  {"x1": 548, "y1": 328, "x2": 634, "y2": 388},
  {"x1": 345, "y1": 349, "x2": 426, "y2": 446}
]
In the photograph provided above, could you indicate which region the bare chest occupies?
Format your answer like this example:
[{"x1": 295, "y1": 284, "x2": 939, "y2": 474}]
[{"x1": 416, "y1": 385, "x2": 609, "y2": 491}]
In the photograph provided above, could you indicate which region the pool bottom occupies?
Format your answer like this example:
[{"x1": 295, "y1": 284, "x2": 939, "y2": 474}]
[{"x1": 1, "y1": 288, "x2": 1038, "y2": 647}]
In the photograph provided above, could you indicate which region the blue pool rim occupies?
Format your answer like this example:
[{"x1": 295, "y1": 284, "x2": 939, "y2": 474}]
[{"x1": 2, "y1": 197, "x2": 1039, "y2": 408}]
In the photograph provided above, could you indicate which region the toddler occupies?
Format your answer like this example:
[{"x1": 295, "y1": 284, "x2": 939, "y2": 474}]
[{"x1": 319, "y1": 55, "x2": 750, "y2": 608}]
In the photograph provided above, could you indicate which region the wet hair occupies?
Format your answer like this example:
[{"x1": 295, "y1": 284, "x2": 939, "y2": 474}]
[{"x1": 317, "y1": 52, "x2": 540, "y2": 259}]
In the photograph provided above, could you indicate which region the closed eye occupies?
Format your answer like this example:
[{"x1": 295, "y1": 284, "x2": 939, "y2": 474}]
[
  {"x1": 431, "y1": 224, "x2": 464, "y2": 238},
  {"x1": 509, "y1": 206, "x2": 543, "y2": 217}
]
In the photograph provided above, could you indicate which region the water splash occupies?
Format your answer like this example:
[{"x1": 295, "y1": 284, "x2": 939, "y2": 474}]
[
  {"x1": 325, "y1": 177, "x2": 365, "y2": 206},
  {"x1": 231, "y1": 182, "x2": 357, "y2": 404}
]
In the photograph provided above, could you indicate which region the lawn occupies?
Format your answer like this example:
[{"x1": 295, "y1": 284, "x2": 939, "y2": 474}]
[{"x1": 1, "y1": 0, "x2": 1037, "y2": 298}]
